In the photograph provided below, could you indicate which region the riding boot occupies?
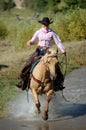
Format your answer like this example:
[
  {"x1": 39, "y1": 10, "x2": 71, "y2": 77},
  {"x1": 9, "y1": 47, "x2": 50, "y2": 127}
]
[
  {"x1": 53, "y1": 64, "x2": 65, "y2": 91},
  {"x1": 16, "y1": 72, "x2": 30, "y2": 90}
]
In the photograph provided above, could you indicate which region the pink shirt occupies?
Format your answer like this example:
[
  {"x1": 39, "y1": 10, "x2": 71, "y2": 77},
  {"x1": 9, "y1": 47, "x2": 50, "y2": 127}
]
[{"x1": 30, "y1": 27, "x2": 65, "y2": 53}]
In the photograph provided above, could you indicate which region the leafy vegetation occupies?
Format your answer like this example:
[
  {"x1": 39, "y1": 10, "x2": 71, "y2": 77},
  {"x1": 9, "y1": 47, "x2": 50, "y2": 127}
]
[
  {"x1": 0, "y1": 0, "x2": 85, "y2": 12},
  {"x1": 0, "y1": 7, "x2": 85, "y2": 47},
  {"x1": 63, "y1": 0, "x2": 86, "y2": 9},
  {"x1": 54, "y1": 8, "x2": 86, "y2": 41},
  {"x1": 0, "y1": 20, "x2": 8, "y2": 39},
  {"x1": 0, "y1": 0, "x2": 14, "y2": 11}
]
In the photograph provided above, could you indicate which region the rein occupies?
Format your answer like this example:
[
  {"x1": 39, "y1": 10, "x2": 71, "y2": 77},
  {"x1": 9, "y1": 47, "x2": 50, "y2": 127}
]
[
  {"x1": 58, "y1": 53, "x2": 67, "y2": 79},
  {"x1": 58, "y1": 54, "x2": 71, "y2": 102},
  {"x1": 63, "y1": 54, "x2": 67, "y2": 78}
]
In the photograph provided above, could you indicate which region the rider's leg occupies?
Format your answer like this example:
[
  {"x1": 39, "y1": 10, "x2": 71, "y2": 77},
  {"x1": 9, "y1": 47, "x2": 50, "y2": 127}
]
[
  {"x1": 16, "y1": 50, "x2": 38, "y2": 90},
  {"x1": 53, "y1": 64, "x2": 65, "y2": 91},
  {"x1": 16, "y1": 47, "x2": 47, "y2": 90}
]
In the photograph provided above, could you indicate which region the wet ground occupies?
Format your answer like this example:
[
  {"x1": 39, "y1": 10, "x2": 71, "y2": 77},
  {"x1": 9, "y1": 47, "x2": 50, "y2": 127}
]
[{"x1": 0, "y1": 66, "x2": 86, "y2": 130}]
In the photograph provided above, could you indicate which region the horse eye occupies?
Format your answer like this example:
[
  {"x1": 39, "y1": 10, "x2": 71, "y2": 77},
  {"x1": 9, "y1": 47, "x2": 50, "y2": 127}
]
[{"x1": 47, "y1": 61, "x2": 50, "y2": 64}]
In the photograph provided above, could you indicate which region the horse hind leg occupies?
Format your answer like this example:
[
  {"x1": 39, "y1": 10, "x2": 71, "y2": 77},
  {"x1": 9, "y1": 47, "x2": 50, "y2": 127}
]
[{"x1": 31, "y1": 89, "x2": 41, "y2": 114}]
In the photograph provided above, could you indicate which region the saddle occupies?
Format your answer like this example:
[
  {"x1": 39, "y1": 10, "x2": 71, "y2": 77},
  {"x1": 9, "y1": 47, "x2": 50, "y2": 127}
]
[
  {"x1": 16, "y1": 56, "x2": 41, "y2": 90},
  {"x1": 29, "y1": 57, "x2": 41, "y2": 74}
]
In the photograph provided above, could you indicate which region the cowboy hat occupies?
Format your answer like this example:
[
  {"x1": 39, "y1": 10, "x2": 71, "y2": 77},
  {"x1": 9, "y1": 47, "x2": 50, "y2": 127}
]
[{"x1": 38, "y1": 17, "x2": 53, "y2": 25}]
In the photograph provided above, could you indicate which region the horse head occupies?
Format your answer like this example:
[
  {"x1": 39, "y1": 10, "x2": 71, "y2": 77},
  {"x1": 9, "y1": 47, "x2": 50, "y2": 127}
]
[{"x1": 41, "y1": 48, "x2": 59, "y2": 78}]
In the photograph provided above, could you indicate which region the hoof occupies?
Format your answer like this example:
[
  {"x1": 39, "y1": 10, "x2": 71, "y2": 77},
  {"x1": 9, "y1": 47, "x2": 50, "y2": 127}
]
[
  {"x1": 42, "y1": 112, "x2": 48, "y2": 120},
  {"x1": 38, "y1": 109, "x2": 41, "y2": 114}
]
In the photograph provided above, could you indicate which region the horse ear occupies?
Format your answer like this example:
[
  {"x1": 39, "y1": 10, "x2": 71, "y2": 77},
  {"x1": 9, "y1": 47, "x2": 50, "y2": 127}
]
[
  {"x1": 47, "y1": 57, "x2": 51, "y2": 63},
  {"x1": 45, "y1": 48, "x2": 51, "y2": 54}
]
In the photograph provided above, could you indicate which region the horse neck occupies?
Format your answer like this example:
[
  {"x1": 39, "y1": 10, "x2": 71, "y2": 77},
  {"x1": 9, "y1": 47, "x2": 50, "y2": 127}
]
[
  {"x1": 46, "y1": 60, "x2": 57, "y2": 78},
  {"x1": 41, "y1": 60, "x2": 50, "y2": 72}
]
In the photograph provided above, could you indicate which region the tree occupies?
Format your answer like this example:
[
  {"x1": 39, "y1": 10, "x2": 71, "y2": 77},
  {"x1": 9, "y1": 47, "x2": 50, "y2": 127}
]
[
  {"x1": 0, "y1": 0, "x2": 15, "y2": 11},
  {"x1": 46, "y1": 0, "x2": 61, "y2": 13},
  {"x1": 77, "y1": 0, "x2": 86, "y2": 8},
  {"x1": 25, "y1": 0, "x2": 61, "y2": 13},
  {"x1": 25, "y1": 0, "x2": 47, "y2": 12},
  {"x1": 63, "y1": 0, "x2": 86, "y2": 9}
]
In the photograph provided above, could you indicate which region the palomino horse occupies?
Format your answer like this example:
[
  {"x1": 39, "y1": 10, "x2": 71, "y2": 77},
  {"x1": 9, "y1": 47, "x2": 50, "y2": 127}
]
[{"x1": 29, "y1": 48, "x2": 58, "y2": 120}]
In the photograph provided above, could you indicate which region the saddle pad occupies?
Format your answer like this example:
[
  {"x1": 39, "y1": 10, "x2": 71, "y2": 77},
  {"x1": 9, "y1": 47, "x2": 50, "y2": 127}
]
[{"x1": 29, "y1": 58, "x2": 41, "y2": 73}]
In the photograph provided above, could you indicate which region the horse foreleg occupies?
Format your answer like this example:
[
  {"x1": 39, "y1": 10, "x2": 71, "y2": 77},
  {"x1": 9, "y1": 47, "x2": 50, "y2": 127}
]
[
  {"x1": 31, "y1": 89, "x2": 41, "y2": 113},
  {"x1": 42, "y1": 90, "x2": 53, "y2": 120}
]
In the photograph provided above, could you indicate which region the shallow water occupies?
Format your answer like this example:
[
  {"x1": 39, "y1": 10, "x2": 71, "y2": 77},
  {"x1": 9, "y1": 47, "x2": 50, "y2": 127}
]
[
  {"x1": 0, "y1": 66, "x2": 86, "y2": 130},
  {"x1": 7, "y1": 67, "x2": 86, "y2": 121}
]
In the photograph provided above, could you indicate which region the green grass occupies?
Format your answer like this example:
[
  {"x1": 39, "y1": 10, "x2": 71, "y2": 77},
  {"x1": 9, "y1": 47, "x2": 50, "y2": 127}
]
[{"x1": 0, "y1": 77, "x2": 17, "y2": 118}]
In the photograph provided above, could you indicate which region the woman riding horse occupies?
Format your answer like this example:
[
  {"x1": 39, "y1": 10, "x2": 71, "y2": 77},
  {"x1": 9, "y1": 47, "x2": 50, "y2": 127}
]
[{"x1": 16, "y1": 17, "x2": 66, "y2": 91}]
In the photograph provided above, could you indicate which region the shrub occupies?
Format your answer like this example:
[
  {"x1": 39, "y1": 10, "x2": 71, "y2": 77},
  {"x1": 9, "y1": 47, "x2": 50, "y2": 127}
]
[
  {"x1": 53, "y1": 16, "x2": 70, "y2": 41},
  {"x1": 0, "y1": 20, "x2": 8, "y2": 39},
  {"x1": 55, "y1": 8, "x2": 86, "y2": 41},
  {"x1": 67, "y1": 8, "x2": 86, "y2": 40}
]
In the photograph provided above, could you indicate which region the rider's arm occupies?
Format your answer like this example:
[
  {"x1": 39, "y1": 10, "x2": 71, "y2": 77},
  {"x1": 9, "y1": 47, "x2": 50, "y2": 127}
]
[
  {"x1": 52, "y1": 31, "x2": 66, "y2": 54},
  {"x1": 27, "y1": 30, "x2": 39, "y2": 46}
]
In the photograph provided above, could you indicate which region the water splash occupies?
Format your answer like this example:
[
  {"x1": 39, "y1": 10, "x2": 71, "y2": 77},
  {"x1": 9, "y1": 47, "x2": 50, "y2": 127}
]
[{"x1": 7, "y1": 90, "x2": 65, "y2": 121}]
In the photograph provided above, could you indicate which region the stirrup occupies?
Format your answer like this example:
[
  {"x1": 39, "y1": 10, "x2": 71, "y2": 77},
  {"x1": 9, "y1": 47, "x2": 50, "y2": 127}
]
[
  {"x1": 16, "y1": 83, "x2": 22, "y2": 89},
  {"x1": 53, "y1": 83, "x2": 65, "y2": 92},
  {"x1": 58, "y1": 86, "x2": 65, "y2": 90}
]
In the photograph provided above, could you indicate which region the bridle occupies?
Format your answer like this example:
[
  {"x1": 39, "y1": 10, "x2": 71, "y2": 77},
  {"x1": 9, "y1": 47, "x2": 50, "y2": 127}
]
[
  {"x1": 57, "y1": 53, "x2": 71, "y2": 102},
  {"x1": 58, "y1": 53, "x2": 67, "y2": 79}
]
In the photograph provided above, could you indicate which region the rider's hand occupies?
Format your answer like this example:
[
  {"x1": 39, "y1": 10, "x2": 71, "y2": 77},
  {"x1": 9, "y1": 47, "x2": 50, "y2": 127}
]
[
  {"x1": 62, "y1": 51, "x2": 66, "y2": 56},
  {"x1": 27, "y1": 41, "x2": 31, "y2": 46}
]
